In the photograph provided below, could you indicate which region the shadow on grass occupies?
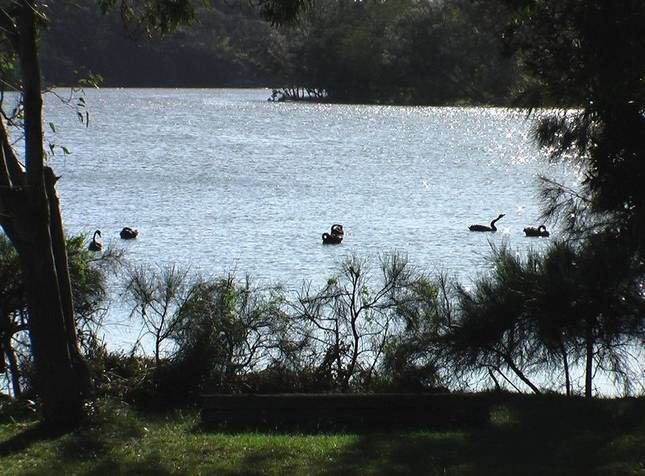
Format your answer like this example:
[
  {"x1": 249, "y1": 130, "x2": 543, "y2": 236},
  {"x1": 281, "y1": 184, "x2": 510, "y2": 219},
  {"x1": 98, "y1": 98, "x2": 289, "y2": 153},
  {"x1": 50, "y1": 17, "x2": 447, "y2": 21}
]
[
  {"x1": 0, "y1": 423, "x2": 54, "y2": 457},
  {"x1": 3, "y1": 396, "x2": 642, "y2": 475},
  {"x1": 0, "y1": 400, "x2": 154, "y2": 475},
  {"x1": 311, "y1": 397, "x2": 645, "y2": 475},
  {"x1": 208, "y1": 396, "x2": 645, "y2": 475},
  {"x1": 82, "y1": 452, "x2": 174, "y2": 476}
]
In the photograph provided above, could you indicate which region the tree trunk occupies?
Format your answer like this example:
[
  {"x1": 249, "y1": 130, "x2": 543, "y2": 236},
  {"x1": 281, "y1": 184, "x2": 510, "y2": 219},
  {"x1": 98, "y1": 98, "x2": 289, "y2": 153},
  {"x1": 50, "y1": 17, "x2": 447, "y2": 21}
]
[
  {"x1": 19, "y1": 242, "x2": 84, "y2": 426},
  {"x1": 45, "y1": 167, "x2": 93, "y2": 398},
  {"x1": 10, "y1": 1, "x2": 88, "y2": 428},
  {"x1": 494, "y1": 348, "x2": 541, "y2": 394},
  {"x1": 343, "y1": 310, "x2": 360, "y2": 392},
  {"x1": 487, "y1": 367, "x2": 501, "y2": 391},
  {"x1": 559, "y1": 341, "x2": 571, "y2": 397},
  {"x1": 4, "y1": 335, "x2": 22, "y2": 398},
  {"x1": 44, "y1": 169, "x2": 78, "y2": 352},
  {"x1": 584, "y1": 318, "x2": 594, "y2": 399},
  {"x1": 492, "y1": 366, "x2": 522, "y2": 393}
]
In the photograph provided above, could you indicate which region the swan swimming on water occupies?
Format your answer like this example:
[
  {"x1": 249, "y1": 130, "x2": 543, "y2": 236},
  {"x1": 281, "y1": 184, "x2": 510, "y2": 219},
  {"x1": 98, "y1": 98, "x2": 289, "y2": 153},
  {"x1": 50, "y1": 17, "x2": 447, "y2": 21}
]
[
  {"x1": 88, "y1": 230, "x2": 102, "y2": 251},
  {"x1": 469, "y1": 214, "x2": 505, "y2": 232},
  {"x1": 322, "y1": 232, "x2": 343, "y2": 244},
  {"x1": 524, "y1": 225, "x2": 550, "y2": 237},
  {"x1": 120, "y1": 227, "x2": 139, "y2": 239},
  {"x1": 322, "y1": 224, "x2": 344, "y2": 244}
]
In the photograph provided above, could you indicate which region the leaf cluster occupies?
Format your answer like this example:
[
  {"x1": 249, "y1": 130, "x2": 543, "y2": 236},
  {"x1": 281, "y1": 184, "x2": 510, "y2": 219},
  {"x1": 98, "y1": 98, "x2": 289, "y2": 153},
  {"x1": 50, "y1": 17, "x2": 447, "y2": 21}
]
[{"x1": 444, "y1": 237, "x2": 644, "y2": 395}]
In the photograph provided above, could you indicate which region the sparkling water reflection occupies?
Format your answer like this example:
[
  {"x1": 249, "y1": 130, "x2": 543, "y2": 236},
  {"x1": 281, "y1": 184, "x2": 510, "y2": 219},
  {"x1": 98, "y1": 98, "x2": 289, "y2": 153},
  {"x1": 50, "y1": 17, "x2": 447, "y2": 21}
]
[{"x1": 41, "y1": 89, "x2": 574, "y2": 346}]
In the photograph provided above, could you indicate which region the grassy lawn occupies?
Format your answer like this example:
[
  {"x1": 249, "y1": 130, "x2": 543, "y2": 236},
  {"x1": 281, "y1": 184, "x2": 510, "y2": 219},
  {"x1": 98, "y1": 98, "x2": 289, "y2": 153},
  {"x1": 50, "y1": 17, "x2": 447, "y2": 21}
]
[{"x1": 0, "y1": 398, "x2": 643, "y2": 475}]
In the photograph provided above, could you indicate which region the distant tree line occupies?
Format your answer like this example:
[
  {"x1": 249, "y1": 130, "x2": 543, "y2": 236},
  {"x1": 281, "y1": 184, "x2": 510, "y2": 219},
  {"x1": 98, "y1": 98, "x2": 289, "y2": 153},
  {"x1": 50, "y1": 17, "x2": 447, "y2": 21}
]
[
  {"x1": 40, "y1": 0, "x2": 522, "y2": 105},
  {"x1": 268, "y1": 0, "x2": 521, "y2": 105},
  {"x1": 40, "y1": 0, "x2": 278, "y2": 87}
]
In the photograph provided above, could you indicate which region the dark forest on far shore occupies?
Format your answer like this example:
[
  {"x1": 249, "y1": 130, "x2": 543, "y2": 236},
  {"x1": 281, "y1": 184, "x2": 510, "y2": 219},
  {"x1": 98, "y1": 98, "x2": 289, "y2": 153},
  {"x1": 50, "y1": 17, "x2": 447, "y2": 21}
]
[{"x1": 41, "y1": 0, "x2": 523, "y2": 105}]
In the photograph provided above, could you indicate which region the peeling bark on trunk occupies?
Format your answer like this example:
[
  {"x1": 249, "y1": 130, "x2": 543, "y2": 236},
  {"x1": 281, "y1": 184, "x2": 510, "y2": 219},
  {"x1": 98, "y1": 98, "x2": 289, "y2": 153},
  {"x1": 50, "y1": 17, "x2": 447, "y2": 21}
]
[
  {"x1": 45, "y1": 167, "x2": 92, "y2": 398},
  {"x1": 0, "y1": 0, "x2": 91, "y2": 428}
]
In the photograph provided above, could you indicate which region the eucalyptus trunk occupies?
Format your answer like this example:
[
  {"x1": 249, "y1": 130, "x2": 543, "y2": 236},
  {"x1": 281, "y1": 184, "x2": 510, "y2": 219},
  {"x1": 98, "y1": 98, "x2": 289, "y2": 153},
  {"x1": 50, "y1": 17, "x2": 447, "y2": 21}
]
[{"x1": 0, "y1": 0, "x2": 90, "y2": 428}]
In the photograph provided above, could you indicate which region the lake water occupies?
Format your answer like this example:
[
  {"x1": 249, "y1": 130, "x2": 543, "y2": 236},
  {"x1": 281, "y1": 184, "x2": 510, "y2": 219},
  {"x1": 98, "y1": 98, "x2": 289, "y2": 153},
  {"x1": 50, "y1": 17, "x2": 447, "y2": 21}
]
[{"x1": 42, "y1": 88, "x2": 574, "y2": 346}]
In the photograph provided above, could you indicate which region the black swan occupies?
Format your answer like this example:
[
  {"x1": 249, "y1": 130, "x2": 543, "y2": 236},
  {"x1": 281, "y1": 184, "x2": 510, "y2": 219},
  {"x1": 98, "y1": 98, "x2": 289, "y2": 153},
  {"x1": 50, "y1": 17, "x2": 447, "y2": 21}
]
[
  {"x1": 322, "y1": 232, "x2": 343, "y2": 245},
  {"x1": 88, "y1": 230, "x2": 102, "y2": 251},
  {"x1": 469, "y1": 214, "x2": 505, "y2": 232},
  {"x1": 330, "y1": 224, "x2": 344, "y2": 238},
  {"x1": 322, "y1": 224, "x2": 344, "y2": 245},
  {"x1": 524, "y1": 225, "x2": 550, "y2": 237},
  {"x1": 120, "y1": 227, "x2": 139, "y2": 240}
]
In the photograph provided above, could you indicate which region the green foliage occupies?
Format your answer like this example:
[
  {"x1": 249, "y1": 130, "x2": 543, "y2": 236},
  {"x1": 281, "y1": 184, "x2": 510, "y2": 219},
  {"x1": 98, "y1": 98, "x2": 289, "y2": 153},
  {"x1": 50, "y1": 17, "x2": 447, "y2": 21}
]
[
  {"x1": 96, "y1": 0, "x2": 196, "y2": 36},
  {"x1": 116, "y1": 254, "x2": 457, "y2": 400},
  {"x1": 123, "y1": 264, "x2": 192, "y2": 369},
  {"x1": 269, "y1": 0, "x2": 519, "y2": 104},
  {"x1": 39, "y1": 0, "x2": 283, "y2": 87},
  {"x1": 378, "y1": 274, "x2": 450, "y2": 392},
  {"x1": 288, "y1": 254, "x2": 441, "y2": 391},
  {"x1": 77, "y1": 73, "x2": 103, "y2": 89},
  {"x1": 37, "y1": 0, "x2": 522, "y2": 101},
  {"x1": 501, "y1": 0, "x2": 645, "y2": 244},
  {"x1": 502, "y1": 0, "x2": 644, "y2": 107},
  {"x1": 444, "y1": 239, "x2": 644, "y2": 396},
  {"x1": 430, "y1": 0, "x2": 645, "y2": 399},
  {"x1": 168, "y1": 273, "x2": 288, "y2": 395},
  {"x1": 0, "y1": 233, "x2": 112, "y2": 396},
  {"x1": 89, "y1": 347, "x2": 158, "y2": 406},
  {"x1": 122, "y1": 267, "x2": 291, "y2": 400},
  {"x1": 256, "y1": 0, "x2": 311, "y2": 25}
]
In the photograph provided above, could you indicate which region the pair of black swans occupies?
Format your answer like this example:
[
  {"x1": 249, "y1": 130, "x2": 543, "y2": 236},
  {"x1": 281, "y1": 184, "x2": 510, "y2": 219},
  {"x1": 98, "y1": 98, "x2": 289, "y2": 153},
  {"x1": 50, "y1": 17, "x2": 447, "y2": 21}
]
[
  {"x1": 322, "y1": 224, "x2": 344, "y2": 245},
  {"x1": 469, "y1": 214, "x2": 550, "y2": 237},
  {"x1": 88, "y1": 227, "x2": 138, "y2": 251}
]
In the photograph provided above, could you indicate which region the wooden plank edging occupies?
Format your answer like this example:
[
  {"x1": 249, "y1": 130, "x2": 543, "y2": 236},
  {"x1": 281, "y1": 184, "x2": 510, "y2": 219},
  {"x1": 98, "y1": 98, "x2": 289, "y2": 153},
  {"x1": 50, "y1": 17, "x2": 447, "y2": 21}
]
[{"x1": 200, "y1": 393, "x2": 491, "y2": 430}]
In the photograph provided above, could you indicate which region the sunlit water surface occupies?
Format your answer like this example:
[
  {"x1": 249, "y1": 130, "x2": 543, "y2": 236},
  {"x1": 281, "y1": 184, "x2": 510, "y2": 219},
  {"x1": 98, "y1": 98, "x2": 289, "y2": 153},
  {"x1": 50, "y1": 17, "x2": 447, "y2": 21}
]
[{"x1": 40, "y1": 89, "x2": 575, "y2": 347}]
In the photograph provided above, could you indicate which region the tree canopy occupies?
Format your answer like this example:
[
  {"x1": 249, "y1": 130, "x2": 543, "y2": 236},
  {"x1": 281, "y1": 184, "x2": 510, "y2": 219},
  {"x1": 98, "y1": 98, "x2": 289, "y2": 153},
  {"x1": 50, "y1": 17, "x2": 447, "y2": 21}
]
[
  {"x1": 437, "y1": 0, "x2": 645, "y2": 397},
  {"x1": 38, "y1": 0, "x2": 522, "y2": 105},
  {"x1": 40, "y1": 0, "x2": 278, "y2": 87}
]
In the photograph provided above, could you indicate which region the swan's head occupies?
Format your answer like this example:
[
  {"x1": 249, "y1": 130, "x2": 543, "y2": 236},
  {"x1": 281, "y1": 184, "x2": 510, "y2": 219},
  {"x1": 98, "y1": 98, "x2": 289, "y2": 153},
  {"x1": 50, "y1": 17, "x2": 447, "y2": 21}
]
[
  {"x1": 94, "y1": 230, "x2": 101, "y2": 238},
  {"x1": 539, "y1": 225, "x2": 547, "y2": 231},
  {"x1": 490, "y1": 214, "x2": 505, "y2": 227}
]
